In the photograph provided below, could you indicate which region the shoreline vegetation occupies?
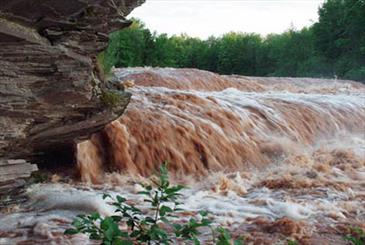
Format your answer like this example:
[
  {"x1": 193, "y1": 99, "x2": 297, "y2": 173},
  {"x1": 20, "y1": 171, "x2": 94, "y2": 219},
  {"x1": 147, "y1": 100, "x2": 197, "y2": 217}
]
[{"x1": 100, "y1": 0, "x2": 364, "y2": 82}]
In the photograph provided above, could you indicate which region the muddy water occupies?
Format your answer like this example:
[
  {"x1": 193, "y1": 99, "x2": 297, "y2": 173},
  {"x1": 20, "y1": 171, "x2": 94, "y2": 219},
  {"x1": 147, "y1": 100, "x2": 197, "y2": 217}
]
[
  {"x1": 1, "y1": 68, "x2": 364, "y2": 244},
  {"x1": 78, "y1": 68, "x2": 365, "y2": 179}
]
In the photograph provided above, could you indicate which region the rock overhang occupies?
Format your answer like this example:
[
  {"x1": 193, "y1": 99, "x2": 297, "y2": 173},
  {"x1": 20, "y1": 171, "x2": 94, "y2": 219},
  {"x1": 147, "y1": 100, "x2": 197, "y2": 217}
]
[{"x1": 0, "y1": 0, "x2": 145, "y2": 163}]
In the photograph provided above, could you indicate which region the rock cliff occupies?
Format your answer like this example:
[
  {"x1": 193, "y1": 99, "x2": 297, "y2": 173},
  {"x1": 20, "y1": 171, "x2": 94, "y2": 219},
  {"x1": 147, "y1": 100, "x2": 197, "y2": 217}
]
[{"x1": 0, "y1": 0, "x2": 144, "y2": 162}]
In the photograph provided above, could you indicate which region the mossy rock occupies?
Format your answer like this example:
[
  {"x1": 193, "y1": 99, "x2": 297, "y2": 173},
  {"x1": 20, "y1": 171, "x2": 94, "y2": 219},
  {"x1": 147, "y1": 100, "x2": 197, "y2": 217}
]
[{"x1": 100, "y1": 89, "x2": 129, "y2": 109}]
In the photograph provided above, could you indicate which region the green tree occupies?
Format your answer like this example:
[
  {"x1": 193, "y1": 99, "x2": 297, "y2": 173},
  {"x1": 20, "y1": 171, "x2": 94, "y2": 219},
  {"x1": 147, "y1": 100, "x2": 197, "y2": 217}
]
[
  {"x1": 101, "y1": 8, "x2": 365, "y2": 82},
  {"x1": 264, "y1": 27, "x2": 330, "y2": 77},
  {"x1": 103, "y1": 19, "x2": 152, "y2": 70},
  {"x1": 313, "y1": 0, "x2": 365, "y2": 80},
  {"x1": 216, "y1": 32, "x2": 262, "y2": 75}
]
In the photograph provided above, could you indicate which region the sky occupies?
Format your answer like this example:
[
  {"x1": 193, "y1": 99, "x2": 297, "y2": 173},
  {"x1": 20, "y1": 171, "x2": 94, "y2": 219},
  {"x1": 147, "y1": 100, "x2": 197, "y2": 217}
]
[{"x1": 129, "y1": 0, "x2": 326, "y2": 39}]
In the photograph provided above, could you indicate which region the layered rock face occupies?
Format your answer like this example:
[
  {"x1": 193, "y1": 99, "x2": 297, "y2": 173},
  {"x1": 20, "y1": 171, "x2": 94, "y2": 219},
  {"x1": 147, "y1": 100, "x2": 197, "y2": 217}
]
[{"x1": 0, "y1": 0, "x2": 144, "y2": 160}]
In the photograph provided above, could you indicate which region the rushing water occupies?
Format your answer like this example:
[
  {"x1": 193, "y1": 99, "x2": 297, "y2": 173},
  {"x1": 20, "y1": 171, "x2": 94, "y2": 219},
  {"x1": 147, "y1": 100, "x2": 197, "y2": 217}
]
[
  {"x1": 78, "y1": 68, "x2": 365, "y2": 179},
  {"x1": 1, "y1": 68, "x2": 364, "y2": 244}
]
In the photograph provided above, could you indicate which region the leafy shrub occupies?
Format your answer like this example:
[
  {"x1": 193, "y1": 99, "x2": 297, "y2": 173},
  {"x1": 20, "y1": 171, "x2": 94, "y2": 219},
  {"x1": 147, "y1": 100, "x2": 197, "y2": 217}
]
[{"x1": 65, "y1": 163, "x2": 242, "y2": 244}]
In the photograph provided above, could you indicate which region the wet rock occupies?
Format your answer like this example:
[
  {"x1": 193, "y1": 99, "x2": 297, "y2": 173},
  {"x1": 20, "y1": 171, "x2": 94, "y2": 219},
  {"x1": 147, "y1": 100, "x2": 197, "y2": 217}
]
[
  {"x1": 0, "y1": 159, "x2": 38, "y2": 183},
  {"x1": 0, "y1": 0, "x2": 145, "y2": 161}
]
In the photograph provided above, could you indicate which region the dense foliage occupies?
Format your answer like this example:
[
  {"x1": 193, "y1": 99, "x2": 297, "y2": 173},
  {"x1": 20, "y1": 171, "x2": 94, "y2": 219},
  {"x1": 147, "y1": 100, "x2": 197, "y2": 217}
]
[{"x1": 100, "y1": 0, "x2": 364, "y2": 82}]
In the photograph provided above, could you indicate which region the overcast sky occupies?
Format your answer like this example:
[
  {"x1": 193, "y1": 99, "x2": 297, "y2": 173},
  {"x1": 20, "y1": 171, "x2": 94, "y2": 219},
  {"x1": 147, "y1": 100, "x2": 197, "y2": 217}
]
[{"x1": 129, "y1": 0, "x2": 325, "y2": 39}]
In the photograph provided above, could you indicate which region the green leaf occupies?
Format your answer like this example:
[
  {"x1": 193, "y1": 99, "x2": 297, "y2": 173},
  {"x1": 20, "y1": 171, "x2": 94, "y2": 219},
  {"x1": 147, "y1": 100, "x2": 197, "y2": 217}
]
[
  {"x1": 120, "y1": 231, "x2": 129, "y2": 238},
  {"x1": 113, "y1": 239, "x2": 133, "y2": 245},
  {"x1": 72, "y1": 219, "x2": 83, "y2": 228},
  {"x1": 221, "y1": 228, "x2": 231, "y2": 239},
  {"x1": 234, "y1": 239, "x2": 244, "y2": 245},
  {"x1": 199, "y1": 210, "x2": 209, "y2": 217},
  {"x1": 151, "y1": 226, "x2": 168, "y2": 239},
  {"x1": 173, "y1": 223, "x2": 182, "y2": 231},
  {"x1": 130, "y1": 205, "x2": 142, "y2": 213},
  {"x1": 90, "y1": 212, "x2": 100, "y2": 220},
  {"x1": 110, "y1": 215, "x2": 122, "y2": 222},
  {"x1": 160, "y1": 217, "x2": 170, "y2": 224},
  {"x1": 103, "y1": 193, "x2": 111, "y2": 200},
  {"x1": 89, "y1": 232, "x2": 101, "y2": 240},
  {"x1": 64, "y1": 229, "x2": 79, "y2": 235},
  {"x1": 116, "y1": 195, "x2": 127, "y2": 203},
  {"x1": 126, "y1": 219, "x2": 135, "y2": 228},
  {"x1": 215, "y1": 227, "x2": 234, "y2": 245},
  {"x1": 165, "y1": 185, "x2": 185, "y2": 195},
  {"x1": 287, "y1": 240, "x2": 298, "y2": 245},
  {"x1": 192, "y1": 236, "x2": 200, "y2": 245},
  {"x1": 118, "y1": 240, "x2": 134, "y2": 245},
  {"x1": 159, "y1": 206, "x2": 173, "y2": 216},
  {"x1": 101, "y1": 217, "x2": 121, "y2": 241},
  {"x1": 138, "y1": 191, "x2": 151, "y2": 196},
  {"x1": 344, "y1": 235, "x2": 363, "y2": 245},
  {"x1": 144, "y1": 217, "x2": 156, "y2": 224},
  {"x1": 159, "y1": 162, "x2": 170, "y2": 187},
  {"x1": 200, "y1": 218, "x2": 212, "y2": 226},
  {"x1": 130, "y1": 230, "x2": 140, "y2": 238}
]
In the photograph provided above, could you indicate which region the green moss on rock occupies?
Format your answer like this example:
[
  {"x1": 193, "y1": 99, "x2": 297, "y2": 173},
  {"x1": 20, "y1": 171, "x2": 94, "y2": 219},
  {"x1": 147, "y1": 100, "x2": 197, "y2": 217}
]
[{"x1": 100, "y1": 90, "x2": 126, "y2": 108}]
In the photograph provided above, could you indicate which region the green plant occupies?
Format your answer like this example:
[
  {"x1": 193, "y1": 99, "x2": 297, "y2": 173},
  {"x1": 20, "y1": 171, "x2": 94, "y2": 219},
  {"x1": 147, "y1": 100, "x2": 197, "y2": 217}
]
[
  {"x1": 65, "y1": 163, "x2": 242, "y2": 244},
  {"x1": 214, "y1": 227, "x2": 243, "y2": 245},
  {"x1": 344, "y1": 226, "x2": 365, "y2": 245},
  {"x1": 64, "y1": 212, "x2": 130, "y2": 245},
  {"x1": 287, "y1": 239, "x2": 298, "y2": 245},
  {"x1": 100, "y1": 90, "x2": 124, "y2": 108}
]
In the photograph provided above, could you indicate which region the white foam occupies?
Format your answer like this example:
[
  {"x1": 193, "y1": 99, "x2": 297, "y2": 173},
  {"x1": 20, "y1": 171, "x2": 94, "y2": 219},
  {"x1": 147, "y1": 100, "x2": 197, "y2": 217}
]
[{"x1": 25, "y1": 184, "x2": 115, "y2": 217}]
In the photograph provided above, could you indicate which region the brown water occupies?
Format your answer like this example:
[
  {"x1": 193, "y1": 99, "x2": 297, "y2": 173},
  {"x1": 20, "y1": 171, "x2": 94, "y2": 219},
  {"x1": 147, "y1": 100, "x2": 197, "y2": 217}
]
[
  {"x1": 1, "y1": 68, "x2": 364, "y2": 244},
  {"x1": 77, "y1": 67, "x2": 365, "y2": 180}
]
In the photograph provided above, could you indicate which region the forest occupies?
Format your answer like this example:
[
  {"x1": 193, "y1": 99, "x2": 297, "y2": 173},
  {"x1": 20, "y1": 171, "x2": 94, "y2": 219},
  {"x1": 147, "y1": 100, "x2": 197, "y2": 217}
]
[{"x1": 100, "y1": 0, "x2": 365, "y2": 81}]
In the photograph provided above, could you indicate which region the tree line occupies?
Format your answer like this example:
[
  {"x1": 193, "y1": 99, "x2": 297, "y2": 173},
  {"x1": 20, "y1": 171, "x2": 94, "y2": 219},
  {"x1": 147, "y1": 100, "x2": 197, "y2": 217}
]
[{"x1": 101, "y1": 0, "x2": 365, "y2": 81}]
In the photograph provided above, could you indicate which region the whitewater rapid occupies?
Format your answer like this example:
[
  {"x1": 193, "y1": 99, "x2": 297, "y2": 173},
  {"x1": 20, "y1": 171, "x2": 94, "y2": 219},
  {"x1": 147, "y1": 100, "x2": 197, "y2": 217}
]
[{"x1": 77, "y1": 68, "x2": 365, "y2": 180}]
